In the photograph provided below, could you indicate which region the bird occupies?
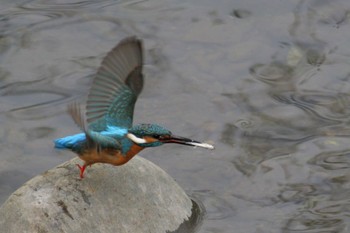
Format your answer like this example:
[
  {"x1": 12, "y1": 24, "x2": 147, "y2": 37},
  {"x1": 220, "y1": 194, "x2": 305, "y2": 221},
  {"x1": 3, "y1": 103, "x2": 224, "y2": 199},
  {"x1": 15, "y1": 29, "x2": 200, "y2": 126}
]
[{"x1": 54, "y1": 36, "x2": 214, "y2": 178}]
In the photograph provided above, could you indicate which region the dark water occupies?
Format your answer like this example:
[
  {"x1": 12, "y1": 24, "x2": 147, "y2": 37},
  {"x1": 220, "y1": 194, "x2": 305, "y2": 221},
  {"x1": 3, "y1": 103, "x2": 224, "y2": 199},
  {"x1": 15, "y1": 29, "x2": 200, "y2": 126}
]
[{"x1": 2, "y1": 0, "x2": 350, "y2": 232}]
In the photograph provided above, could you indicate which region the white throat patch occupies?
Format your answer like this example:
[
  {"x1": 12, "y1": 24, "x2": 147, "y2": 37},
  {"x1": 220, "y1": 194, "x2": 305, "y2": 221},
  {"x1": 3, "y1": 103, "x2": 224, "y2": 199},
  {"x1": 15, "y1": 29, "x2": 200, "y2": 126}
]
[{"x1": 127, "y1": 133, "x2": 147, "y2": 144}]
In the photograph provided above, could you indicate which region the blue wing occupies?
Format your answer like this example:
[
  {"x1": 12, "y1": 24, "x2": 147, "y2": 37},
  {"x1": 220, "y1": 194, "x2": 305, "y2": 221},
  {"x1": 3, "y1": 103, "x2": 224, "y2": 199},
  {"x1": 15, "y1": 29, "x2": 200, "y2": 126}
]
[{"x1": 86, "y1": 36, "x2": 143, "y2": 132}]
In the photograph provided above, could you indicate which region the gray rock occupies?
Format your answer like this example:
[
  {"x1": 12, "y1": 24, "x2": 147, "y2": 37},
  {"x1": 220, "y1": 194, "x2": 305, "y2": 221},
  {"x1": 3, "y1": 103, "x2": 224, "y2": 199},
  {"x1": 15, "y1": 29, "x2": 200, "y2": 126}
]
[{"x1": 0, "y1": 156, "x2": 193, "y2": 233}]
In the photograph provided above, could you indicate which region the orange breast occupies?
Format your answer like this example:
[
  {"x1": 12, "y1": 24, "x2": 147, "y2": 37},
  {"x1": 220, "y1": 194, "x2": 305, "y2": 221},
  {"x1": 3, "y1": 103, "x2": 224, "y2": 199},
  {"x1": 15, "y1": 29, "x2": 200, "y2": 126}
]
[{"x1": 78, "y1": 144, "x2": 144, "y2": 166}]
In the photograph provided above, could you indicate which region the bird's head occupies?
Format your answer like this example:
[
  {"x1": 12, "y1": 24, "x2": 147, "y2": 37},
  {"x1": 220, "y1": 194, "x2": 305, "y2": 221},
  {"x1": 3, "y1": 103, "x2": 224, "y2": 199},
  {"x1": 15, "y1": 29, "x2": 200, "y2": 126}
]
[{"x1": 127, "y1": 124, "x2": 214, "y2": 149}]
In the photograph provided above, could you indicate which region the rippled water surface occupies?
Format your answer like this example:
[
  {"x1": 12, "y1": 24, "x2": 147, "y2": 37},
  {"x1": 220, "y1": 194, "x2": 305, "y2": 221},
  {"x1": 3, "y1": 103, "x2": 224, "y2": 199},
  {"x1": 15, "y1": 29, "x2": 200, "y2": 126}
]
[{"x1": 2, "y1": 0, "x2": 350, "y2": 232}]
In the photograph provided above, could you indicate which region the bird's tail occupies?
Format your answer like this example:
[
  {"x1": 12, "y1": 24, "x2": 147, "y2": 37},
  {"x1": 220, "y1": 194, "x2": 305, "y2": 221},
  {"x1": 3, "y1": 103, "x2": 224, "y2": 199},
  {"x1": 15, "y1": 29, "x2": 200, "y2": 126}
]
[
  {"x1": 54, "y1": 102, "x2": 90, "y2": 149},
  {"x1": 54, "y1": 133, "x2": 86, "y2": 149}
]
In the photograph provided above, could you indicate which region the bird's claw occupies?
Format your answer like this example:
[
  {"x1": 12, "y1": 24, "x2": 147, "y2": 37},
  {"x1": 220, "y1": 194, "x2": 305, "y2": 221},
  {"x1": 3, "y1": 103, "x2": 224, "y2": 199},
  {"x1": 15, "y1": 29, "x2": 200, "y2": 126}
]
[{"x1": 76, "y1": 164, "x2": 86, "y2": 179}]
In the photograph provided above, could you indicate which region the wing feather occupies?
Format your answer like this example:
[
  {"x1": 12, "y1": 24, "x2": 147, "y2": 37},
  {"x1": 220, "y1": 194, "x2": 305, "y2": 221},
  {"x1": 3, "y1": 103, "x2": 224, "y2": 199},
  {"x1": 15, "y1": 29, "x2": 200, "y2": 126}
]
[{"x1": 86, "y1": 36, "x2": 144, "y2": 131}]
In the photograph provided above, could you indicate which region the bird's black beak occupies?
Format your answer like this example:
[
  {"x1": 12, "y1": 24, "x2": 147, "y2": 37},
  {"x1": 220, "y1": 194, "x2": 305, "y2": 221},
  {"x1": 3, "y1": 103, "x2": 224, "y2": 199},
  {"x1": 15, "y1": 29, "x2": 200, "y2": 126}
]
[{"x1": 161, "y1": 135, "x2": 214, "y2": 149}]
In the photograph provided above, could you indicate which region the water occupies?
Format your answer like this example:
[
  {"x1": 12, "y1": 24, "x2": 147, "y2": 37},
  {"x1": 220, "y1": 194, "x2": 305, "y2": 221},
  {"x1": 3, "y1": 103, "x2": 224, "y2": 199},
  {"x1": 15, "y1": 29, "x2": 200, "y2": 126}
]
[{"x1": 1, "y1": 0, "x2": 350, "y2": 232}]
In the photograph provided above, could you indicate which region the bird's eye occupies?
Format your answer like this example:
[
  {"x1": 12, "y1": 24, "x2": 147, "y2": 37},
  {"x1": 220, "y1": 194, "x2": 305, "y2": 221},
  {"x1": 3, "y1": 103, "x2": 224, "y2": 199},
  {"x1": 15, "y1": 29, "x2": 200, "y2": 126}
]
[{"x1": 153, "y1": 135, "x2": 162, "y2": 139}]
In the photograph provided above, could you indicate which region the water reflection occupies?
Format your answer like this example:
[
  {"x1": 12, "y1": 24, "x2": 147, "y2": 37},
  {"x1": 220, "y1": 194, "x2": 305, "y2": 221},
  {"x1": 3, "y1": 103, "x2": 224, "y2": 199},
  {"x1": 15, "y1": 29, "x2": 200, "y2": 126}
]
[
  {"x1": 308, "y1": 150, "x2": 350, "y2": 170},
  {"x1": 172, "y1": 200, "x2": 204, "y2": 233},
  {"x1": 220, "y1": 0, "x2": 350, "y2": 232},
  {"x1": 284, "y1": 215, "x2": 344, "y2": 232},
  {"x1": 1, "y1": 78, "x2": 76, "y2": 119},
  {"x1": 191, "y1": 190, "x2": 235, "y2": 221}
]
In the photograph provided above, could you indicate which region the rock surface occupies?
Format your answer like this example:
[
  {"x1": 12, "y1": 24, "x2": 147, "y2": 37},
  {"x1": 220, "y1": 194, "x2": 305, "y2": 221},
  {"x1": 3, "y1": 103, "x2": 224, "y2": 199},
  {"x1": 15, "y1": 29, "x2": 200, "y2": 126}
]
[{"x1": 0, "y1": 156, "x2": 193, "y2": 233}]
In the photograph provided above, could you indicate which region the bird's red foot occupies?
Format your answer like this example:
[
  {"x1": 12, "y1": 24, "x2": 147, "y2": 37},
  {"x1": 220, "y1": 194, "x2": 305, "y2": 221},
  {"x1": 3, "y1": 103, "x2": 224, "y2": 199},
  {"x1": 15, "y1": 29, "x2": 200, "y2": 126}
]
[{"x1": 76, "y1": 164, "x2": 86, "y2": 179}]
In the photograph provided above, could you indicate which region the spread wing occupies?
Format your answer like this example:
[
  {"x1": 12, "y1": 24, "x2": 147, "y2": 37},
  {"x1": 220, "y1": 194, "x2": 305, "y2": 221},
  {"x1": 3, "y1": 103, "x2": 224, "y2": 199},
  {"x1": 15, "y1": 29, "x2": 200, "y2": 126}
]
[{"x1": 86, "y1": 36, "x2": 143, "y2": 132}]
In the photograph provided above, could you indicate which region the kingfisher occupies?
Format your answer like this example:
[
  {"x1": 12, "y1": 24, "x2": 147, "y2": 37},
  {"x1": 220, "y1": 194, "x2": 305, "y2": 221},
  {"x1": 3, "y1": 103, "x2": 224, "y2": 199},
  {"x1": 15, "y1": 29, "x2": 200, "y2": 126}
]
[{"x1": 54, "y1": 36, "x2": 214, "y2": 178}]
